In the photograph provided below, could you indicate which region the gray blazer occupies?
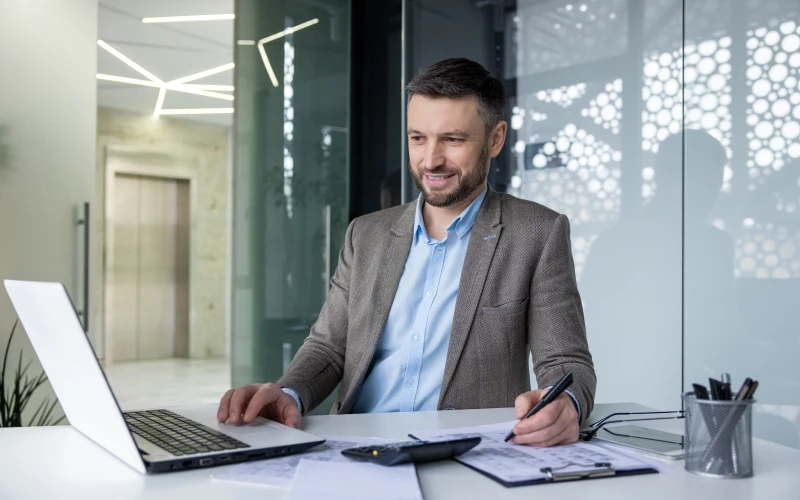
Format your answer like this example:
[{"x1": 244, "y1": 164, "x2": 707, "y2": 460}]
[{"x1": 278, "y1": 187, "x2": 596, "y2": 422}]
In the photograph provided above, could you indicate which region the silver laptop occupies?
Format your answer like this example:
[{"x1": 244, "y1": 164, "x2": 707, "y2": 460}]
[{"x1": 4, "y1": 280, "x2": 324, "y2": 473}]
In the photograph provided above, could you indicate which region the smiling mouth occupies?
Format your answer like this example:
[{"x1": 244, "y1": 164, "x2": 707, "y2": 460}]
[{"x1": 425, "y1": 174, "x2": 456, "y2": 181}]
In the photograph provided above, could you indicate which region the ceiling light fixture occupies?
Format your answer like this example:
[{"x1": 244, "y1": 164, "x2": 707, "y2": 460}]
[
  {"x1": 164, "y1": 85, "x2": 233, "y2": 101},
  {"x1": 158, "y1": 108, "x2": 235, "y2": 115},
  {"x1": 256, "y1": 18, "x2": 319, "y2": 87},
  {"x1": 179, "y1": 84, "x2": 235, "y2": 91},
  {"x1": 153, "y1": 88, "x2": 167, "y2": 117},
  {"x1": 97, "y1": 74, "x2": 233, "y2": 99},
  {"x1": 96, "y1": 74, "x2": 161, "y2": 88},
  {"x1": 170, "y1": 63, "x2": 235, "y2": 85},
  {"x1": 97, "y1": 40, "x2": 235, "y2": 118},
  {"x1": 97, "y1": 40, "x2": 162, "y2": 83},
  {"x1": 142, "y1": 14, "x2": 235, "y2": 23}
]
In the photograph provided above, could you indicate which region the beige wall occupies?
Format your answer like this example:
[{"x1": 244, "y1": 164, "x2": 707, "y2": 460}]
[{"x1": 96, "y1": 107, "x2": 229, "y2": 360}]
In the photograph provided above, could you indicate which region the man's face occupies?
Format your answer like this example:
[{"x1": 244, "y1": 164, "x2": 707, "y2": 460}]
[{"x1": 407, "y1": 95, "x2": 505, "y2": 207}]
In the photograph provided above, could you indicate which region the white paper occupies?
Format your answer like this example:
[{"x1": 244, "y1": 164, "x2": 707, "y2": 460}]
[
  {"x1": 411, "y1": 421, "x2": 652, "y2": 483},
  {"x1": 591, "y1": 440, "x2": 674, "y2": 473},
  {"x1": 212, "y1": 435, "x2": 392, "y2": 488},
  {"x1": 288, "y1": 459, "x2": 423, "y2": 500}
]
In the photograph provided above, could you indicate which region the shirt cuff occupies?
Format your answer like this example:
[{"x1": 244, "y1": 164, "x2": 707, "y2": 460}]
[
  {"x1": 544, "y1": 386, "x2": 581, "y2": 422},
  {"x1": 281, "y1": 387, "x2": 304, "y2": 414}
]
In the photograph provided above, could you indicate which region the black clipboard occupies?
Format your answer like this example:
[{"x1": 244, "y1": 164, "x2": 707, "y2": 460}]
[{"x1": 455, "y1": 459, "x2": 658, "y2": 487}]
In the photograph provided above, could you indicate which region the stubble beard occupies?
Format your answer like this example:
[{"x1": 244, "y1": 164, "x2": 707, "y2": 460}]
[{"x1": 411, "y1": 141, "x2": 491, "y2": 208}]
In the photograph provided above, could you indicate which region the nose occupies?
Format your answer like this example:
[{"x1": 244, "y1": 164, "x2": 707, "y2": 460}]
[{"x1": 421, "y1": 141, "x2": 446, "y2": 171}]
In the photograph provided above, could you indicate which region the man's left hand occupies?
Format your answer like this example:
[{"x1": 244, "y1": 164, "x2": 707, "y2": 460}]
[{"x1": 510, "y1": 390, "x2": 579, "y2": 447}]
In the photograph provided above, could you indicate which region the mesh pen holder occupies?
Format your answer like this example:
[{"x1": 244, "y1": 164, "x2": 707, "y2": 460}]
[{"x1": 682, "y1": 393, "x2": 755, "y2": 478}]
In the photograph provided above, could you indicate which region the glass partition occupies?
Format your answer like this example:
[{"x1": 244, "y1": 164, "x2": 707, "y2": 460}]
[
  {"x1": 683, "y1": 0, "x2": 800, "y2": 448},
  {"x1": 402, "y1": 0, "x2": 799, "y2": 447},
  {"x1": 232, "y1": 0, "x2": 350, "y2": 414}
]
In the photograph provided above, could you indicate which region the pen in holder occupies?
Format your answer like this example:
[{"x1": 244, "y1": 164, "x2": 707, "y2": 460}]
[{"x1": 682, "y1": 392, "x2": 754, "y2": 478}]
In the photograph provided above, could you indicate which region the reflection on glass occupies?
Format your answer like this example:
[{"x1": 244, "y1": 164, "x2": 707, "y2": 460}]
[
  {"x1": 381, "y1": 169, "x2": 403, "y2": 210},
  {"x1": 504, "y1": 0, "x2": 684, "y2": 410},
  {"x1": 405, "y1": 0, "x2": 799, "y2": 447},
  {"x1": 232, "y1": 0, "x2": 350, "y2": 414},
  {"x1": 684, "y1": 5, "x2": 800, "y2": 448}
]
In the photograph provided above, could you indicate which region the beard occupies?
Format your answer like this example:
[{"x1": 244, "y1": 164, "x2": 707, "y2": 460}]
[{"x1": 411, "y1": 141, "x2": 491, "y2": 208}]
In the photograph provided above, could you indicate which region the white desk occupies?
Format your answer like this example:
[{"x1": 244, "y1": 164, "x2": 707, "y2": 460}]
[{"x1": 2, "y1": 403, "x2": 799, "y2": 499}]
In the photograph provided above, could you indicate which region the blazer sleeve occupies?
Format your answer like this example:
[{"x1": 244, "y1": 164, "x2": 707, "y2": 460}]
[
  {"x1": 528, "y1": 213, "x2": 597, "y2": 423},
  {"x1": 277, "y1": 218, "x2": 356, "y2": 413}
]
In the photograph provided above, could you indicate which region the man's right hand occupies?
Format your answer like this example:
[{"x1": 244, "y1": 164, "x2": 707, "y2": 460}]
[{"x1": 217, "y1": 383, "x2": 302, "y2": 429}]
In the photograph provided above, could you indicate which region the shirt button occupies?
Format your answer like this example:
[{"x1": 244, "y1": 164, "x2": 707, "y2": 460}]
[
  {"x1": 414, "y1": 335, "x2": 421, "y2": 341},
  {"x1": 407, "y1": 378, "x2": 416, "y2": 386},
  {"x1": 437, "y1": 247, "x2": 443, "y2": 251},
  {"x1": 426, "y1": 291, "x2": 432, "y2": 296}
]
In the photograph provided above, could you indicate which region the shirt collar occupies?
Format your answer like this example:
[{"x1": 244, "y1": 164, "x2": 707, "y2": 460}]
[{"x1": 414, "y1": 186, "x2": 488, "y2": 243}]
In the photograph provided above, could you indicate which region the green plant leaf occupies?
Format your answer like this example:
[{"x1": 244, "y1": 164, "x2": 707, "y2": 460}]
[
  {"x1": 1, "y1": 319, "x2": 63, "y2": 427},
  {"x1": 0, "y1": 320, "x2": 15, "y2": 425},
  {"x1": 33, "y1": 397, "x2": 64, "y2": 426}
]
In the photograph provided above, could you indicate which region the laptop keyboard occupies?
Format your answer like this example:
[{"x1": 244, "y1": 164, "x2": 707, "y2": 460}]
[{"x1": 124, "y1": 409, "x2": 250, "y2": 456}]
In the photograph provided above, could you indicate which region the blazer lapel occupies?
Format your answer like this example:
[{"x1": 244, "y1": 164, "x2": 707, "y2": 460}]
[
  {"x1": 438, "y1": 188, "x2": 503, "y2": 406},
  {"x1": 341, "y1": 201, "x2": 415, "y2": 411}
]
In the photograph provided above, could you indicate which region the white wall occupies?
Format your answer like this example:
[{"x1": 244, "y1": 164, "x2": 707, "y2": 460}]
[{"x1": 0, "y1": 0, "x2": 98, "y2": 424}]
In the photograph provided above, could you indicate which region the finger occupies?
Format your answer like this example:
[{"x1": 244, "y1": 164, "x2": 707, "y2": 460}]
[
  {"x1": 512, "y1": 419, "x2": 570, "y2": 447},
  {"x1": 243, "y1": 384, "x2": 282, "y2": 422},
  {"x1": 512, "y1": 403, "x2": 573, "y2": 446},
  {"x1": 513, "y1": 397, "x2": 569, "y2": 436},
  {"x1": 217, "y1": 389, "x2": 234, "y2": 422},
  {"x1": 514, "y1": 390, "x2": 545, "y2": 419},
  {"x1": 228, "y1": 385, "x2": 257, "y2": 424},
  {"x1": 516, "y1": 420, "x2": 578, "y2": 448},
  {"x1": 280, "y1": 397, "x2": 302, "y2": 429},
  {"x1": 514, "y1": 400, "x2": 577, "y2": 442}
]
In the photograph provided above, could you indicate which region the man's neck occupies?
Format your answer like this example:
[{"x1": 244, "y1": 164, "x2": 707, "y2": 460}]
[{"x1": 422, "y1": 184, "x2": 486, "y2": 241}]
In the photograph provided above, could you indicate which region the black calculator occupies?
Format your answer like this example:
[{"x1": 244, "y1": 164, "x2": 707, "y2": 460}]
[{"x1": 340, "y1": 436, "x2": 481, "y2": 466}]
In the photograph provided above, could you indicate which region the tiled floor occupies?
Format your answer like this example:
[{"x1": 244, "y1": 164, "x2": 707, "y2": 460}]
[{"x1": 103, "y1": 357, "x2": 231, "y2": 411}]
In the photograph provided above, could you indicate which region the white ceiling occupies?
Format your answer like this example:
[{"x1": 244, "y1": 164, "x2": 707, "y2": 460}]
[{"x1": 97, "y1": 0, "x2": 234, "y2": 126}]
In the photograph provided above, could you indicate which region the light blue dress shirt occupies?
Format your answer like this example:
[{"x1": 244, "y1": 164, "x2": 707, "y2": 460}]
[
  {"x1": 284, "y1": 186, "x2": 580, "y2": 419},
  {"x1": 350, "y1": 187, "x2": 489, "y2": 413}
]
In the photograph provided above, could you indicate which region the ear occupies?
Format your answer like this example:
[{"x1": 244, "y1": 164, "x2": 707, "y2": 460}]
[{"x1": 489, "y1": 121, "x2": 507, "y2": 158}]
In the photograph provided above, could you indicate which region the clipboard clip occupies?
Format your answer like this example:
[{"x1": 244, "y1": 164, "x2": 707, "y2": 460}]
[{"x1": 540, "y1": 462, "x2": 616, "y2": 482}]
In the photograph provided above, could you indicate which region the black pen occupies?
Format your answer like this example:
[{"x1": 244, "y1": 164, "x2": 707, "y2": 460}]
[
  {"x1": 709, "y1": 378, "x2": 722, "y2": 400},
  {"x1": 504, "y1": 372, "x2": 573, "y2": 443},
  {"x1": 745, "y1": 380, "x2": 759, "y2": 400},
  {"x1": 692, "y1": 383, "x2": 710, "y2": 400},
  {"x1": 733, "y1": 378, "x2": 753, "y2": 401},
  {"x1": 720, "y1": 373, "x2": 732, "y2": 401}
]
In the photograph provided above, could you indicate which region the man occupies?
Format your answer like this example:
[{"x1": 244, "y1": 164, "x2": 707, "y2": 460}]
[{"x1": 218, "y1": 58, "x2": 596, "y2": 447}]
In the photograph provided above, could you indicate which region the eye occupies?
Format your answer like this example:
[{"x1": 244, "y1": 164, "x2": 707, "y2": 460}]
[
  {"x1": 446, "y1": 137, "x2": 464, "y2": 144},
  {"x1": 410, "y1": 136, "x2": 424, "y2": 143}
]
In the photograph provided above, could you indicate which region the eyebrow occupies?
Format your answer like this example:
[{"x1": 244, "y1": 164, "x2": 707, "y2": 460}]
[{"x1": 407, "y1": 129, "x2": 471, "y2": 138}]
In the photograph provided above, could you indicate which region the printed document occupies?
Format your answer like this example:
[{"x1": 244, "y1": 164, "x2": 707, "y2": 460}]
[
  {"x1": 213, "y1": 435, "x2": 391, "y2": 488},
  {"x1": 411, "y1": 421, "x2": 651, "y2": 483}
]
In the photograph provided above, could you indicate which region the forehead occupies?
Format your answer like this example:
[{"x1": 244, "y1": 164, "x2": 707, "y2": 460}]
[{"x1": 407, "y1": 95, "x2": 482, "y2": 132}]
